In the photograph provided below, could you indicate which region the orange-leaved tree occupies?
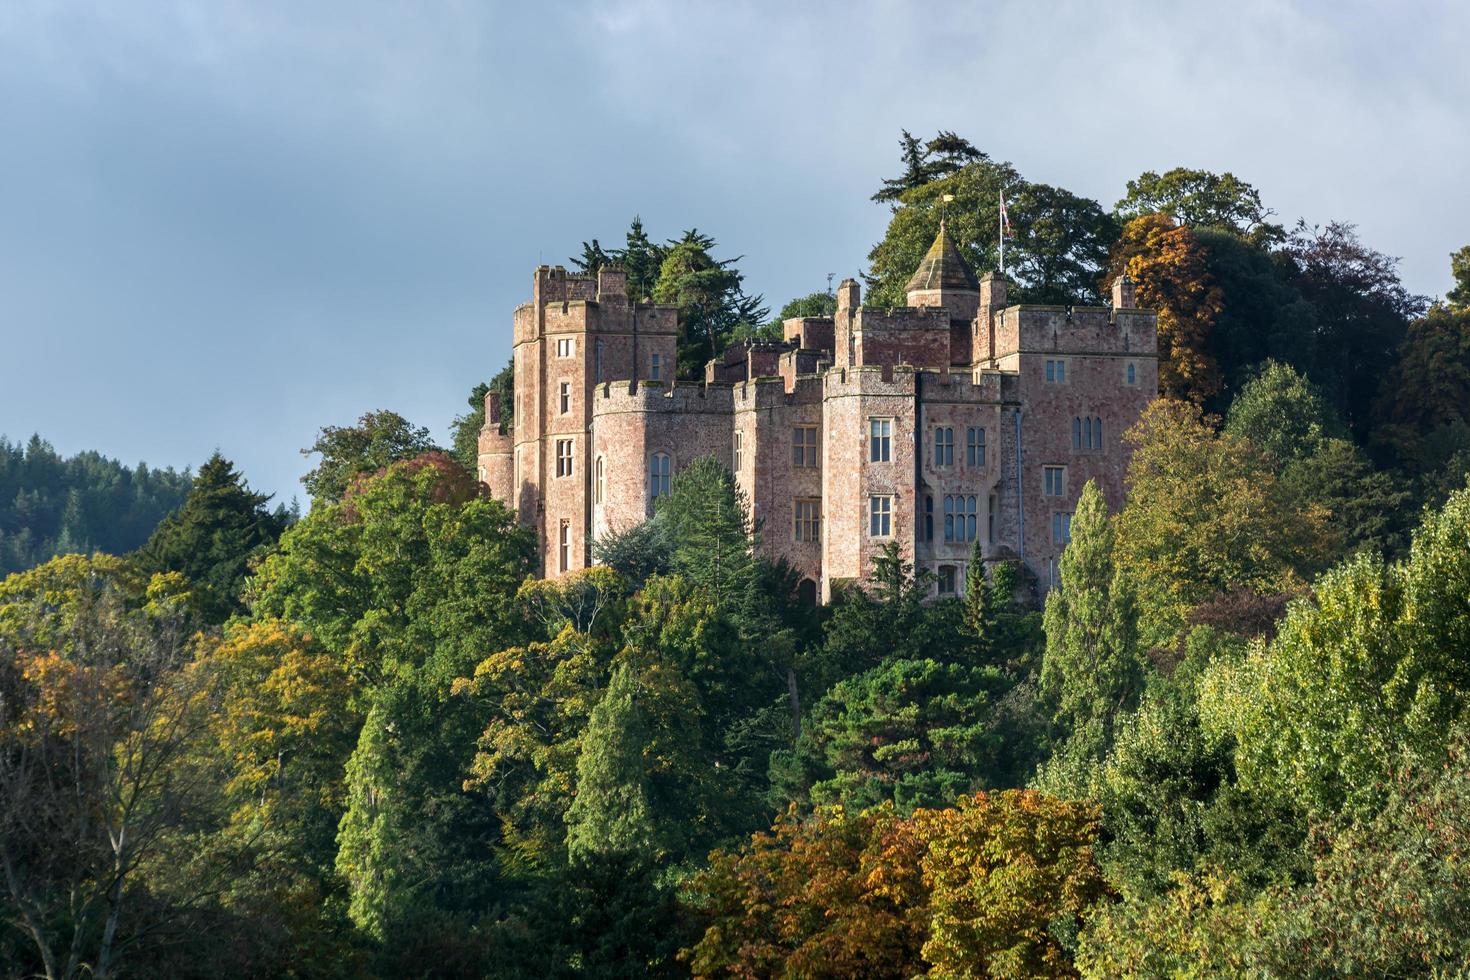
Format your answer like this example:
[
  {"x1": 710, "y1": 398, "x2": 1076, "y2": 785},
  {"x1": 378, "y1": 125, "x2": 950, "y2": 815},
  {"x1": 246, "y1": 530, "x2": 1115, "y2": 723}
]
[{"x1": 1109, "y1": 213, "x2": 1225, "y2": 404}]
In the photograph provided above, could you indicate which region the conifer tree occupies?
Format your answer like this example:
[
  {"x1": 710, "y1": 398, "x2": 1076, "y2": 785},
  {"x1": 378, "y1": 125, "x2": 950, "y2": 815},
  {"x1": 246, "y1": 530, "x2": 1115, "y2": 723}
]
[
  {"x1": 1038, "y1": 481, "x2": 1143, "y2": 783},
  {"x1": 565, "y1": 663, "x2": 661, "y2": 863},
  {"x1": 135, "y1": 452, "x2": 288, "y2": 622}
]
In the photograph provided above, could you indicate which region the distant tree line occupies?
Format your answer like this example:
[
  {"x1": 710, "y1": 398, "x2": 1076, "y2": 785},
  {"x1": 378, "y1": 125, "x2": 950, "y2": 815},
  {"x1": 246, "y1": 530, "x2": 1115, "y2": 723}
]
[{"x1": 0, "y1": 436, "x2": 192, "y2": 576}]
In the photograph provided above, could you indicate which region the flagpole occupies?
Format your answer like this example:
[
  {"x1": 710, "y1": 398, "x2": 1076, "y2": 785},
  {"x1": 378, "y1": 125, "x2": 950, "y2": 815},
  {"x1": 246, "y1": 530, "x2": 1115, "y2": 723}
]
[{"x1": 998, "y1": 191, "x2": 1005, "y2": 275}]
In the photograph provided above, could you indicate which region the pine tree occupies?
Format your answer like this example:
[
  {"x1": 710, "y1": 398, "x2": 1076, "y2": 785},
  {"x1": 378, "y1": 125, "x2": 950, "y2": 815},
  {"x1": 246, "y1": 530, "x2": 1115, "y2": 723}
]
[{"x1": 135, "y1": 452, "x2": 288, "y2": 622}]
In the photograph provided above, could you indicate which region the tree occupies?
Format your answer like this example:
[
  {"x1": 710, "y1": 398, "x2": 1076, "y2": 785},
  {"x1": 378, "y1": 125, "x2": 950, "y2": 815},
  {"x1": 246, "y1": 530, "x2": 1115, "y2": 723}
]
[
  {"x1": 449, "y1": 380, "x2": 490, "y2": 472},
  {"x1": 651, "y1": 230, "x2": 767, "y2": 379},
  {"x1": 776, "y1": 290, "x2": 837, "y2": 320},
  {"x1": 1224, "y1": 359, "x2": 1346, "y2": 464},
  {"x1": 564, "y1": 663, "x2": 663, "y2": 863},
  {"x1": 134, "y1": 452, "x2": 289, "y2": 622},
  {"x1": 0, "y1": 435, "x2": 191, "y2": 576},
  {"x1": 1281, "y1": 221, "x2": 1426, "y2": 435},
  {"x1": 299, "y1": 410, "x2": 439, "y2": 504},
  {"x1": 620, "y1": 216, "x2": 666, "y2": 303},
  {"x1": 1115, "y1": 400, "x2": 1332, "y2": 646},
  {"x1": 867, "y1": 142, "x2": 1116, "y2": 308},
  {"x1": 1372, "y1": 301, "x2": 1470, "y2": 473},
  {"x1": 684, "y1": 803, "x2": 929, "y2": 979},
  {"x1": 1115, "y1": 167, "x2": 1283, "y2": 242},
  {"x1": 871, "y1": 129, "x2": 984, "y2": 203},
  {"x1": 652, "y1": 455, "x2": 754, "y2": 607},
  {"x1": 790, "y1": 656, "x2": 1009, "y2": 814},
  {"x1": 1037, "y1": 482, "x2": 1143, "y2": 790},
  {"x1": 0, "y1": 556, "x2": 209, "y2": 980},
  {"x1": 914, "y1": 790, "x2": 1108, "y2": 978},
  {"x1": 1107, "y1": 214, "x2": 1225, "y2": 402},
  {"x1": 1200, "y1": 483, "x2": 1470, "y2": 823},
  {"x1": 1449, "y1": 244, "x2": 1470, "y2": 309},
  {"x1": 253, "y1": 453, "x2": 536, "y2": 951},
  {"x1": 1087, "y1": 687, "x2": 1306, "y2": 904}
]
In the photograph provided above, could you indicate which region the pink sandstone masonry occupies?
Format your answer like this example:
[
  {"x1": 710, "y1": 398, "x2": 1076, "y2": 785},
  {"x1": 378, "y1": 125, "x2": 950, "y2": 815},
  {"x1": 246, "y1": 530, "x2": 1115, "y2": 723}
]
[{"x1": 479, "y1": 227, "x2": 1158, "y2": 601}]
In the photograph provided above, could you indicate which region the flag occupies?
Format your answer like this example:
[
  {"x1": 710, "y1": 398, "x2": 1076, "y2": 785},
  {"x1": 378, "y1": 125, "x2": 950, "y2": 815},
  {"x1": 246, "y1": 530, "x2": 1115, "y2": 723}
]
[{"x1": 999, "y1": 192, "x2": 1013, "y2": 237}]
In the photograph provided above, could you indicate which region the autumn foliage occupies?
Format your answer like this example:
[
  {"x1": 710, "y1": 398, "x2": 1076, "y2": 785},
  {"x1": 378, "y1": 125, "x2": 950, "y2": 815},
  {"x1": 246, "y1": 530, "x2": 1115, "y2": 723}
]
[{"x1": 685, "y1": 790, "x2": 1105, "y2": 979}]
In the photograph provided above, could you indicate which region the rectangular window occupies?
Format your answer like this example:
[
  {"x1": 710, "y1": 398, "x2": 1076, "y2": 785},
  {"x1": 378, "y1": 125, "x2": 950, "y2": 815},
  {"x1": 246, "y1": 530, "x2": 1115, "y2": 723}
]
[
  {"x1": 924, "y1": 495, "x2": 934, "y2": 541},
  {"x1": 1053, "y1": 512, "x2": 1072, "y2": 545},
  {"x1": 650, "y1": 353, "x2": 662, "y2": 381},
  {"x1": 559, "y1": 520, "x2": 571, "y2": 572},
  {"x1": 649, "y1": 452, "x2": 671, "y2": 509},
  {"x1": 1044, "y1": 465, "x2": 1065, "y2": 497},
  {"x1": 1045, "y1": 358, "x2": 1066, "y2": 383},
  {"x1": 966, "y1": 427, "x2": 986, "y2": 467},
  {"x1": 556, "y1": 337, "x2": 574, "y2": 358},
  {"x1": 988, "y1": 493, "x2": 996, "y2": 544},
  {"x1": 556, "y1": 439, "x2": 573, "y2": 478},
  {"x1": 933, "y1": 426, "x2": 954, "y2": 466},
  {"x1": 792, "y1": 426, "x2": 818, "y2": 467},
  {"x1": 938, "y1": 565, "x2": 956, "y2": 595},
  {"x1": 595, "y1": 339, "x2": 604, "y2": 382},
  {"x1": 559, "y1": 381, "x2": 571, "y2": 414},
  {"x1": 869, "y1": 495, "x2": 892, "y2": 537},
  {"x1": 733, "y1": 431, "x2": 743, "y2": 472},
  {"x1": 869, "y1": 418, "x2": 891, "y2": 462},
  {"x1": 794, "y1": 499, "x2": 821, "y2": 543},
  {"x1": 942, "y1": 495, "x2": 978, "y2": 542}
]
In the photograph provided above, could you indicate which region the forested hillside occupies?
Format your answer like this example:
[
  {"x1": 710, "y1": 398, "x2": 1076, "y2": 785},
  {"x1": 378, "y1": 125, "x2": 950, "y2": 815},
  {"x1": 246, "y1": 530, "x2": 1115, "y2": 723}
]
[
  {"x1": 3, "y1": 141, "x2": 1470, "y2": 978},
  {"x1": 0, "y1": 436, "x2": 192, "y2": 575}
]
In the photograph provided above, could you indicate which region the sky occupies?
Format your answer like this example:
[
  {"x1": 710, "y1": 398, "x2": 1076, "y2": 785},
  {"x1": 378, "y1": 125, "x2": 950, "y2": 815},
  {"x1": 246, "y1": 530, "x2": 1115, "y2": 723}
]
[{"x1": 2, "y1": 0, "x2": 1466, "y2": 502}]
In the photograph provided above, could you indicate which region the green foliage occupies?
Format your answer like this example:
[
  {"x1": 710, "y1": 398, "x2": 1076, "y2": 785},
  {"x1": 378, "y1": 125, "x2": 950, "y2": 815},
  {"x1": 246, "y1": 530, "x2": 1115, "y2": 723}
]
[
  {"x1": 1202, "y1": 482, "x2": 1470, "y2": 823},
  {"x1": 1224, "y1": 359, "x2": 1347, "y2": 463},
  {"x1": 1116, "y1": 399, "x2": 1332, "y2": 646},
  {"x1": 1373, "y1": 301, "x2": 1470, "y2": 478},
  {"x1": 1281, "y1": 220, "x2": 1427, "y2": 436},
  {"x1": 1037, "y1": 482, "x2": 1144, "y2": 788},
  {"x1": 299, "y1": 409, "x2": 440, "y2": 504},
  {"x1": 866, "y1": 139, "x2": 1117, "y2": 307},
  {"x1": 591, "y1": 518, "x2": 673, "y2": 588},
  {"x1": 564, "y1": 662, "x2": 665, "y2": 863},
  {"x1": 134, "y1": 452, "x2": 289, "y2": 622},
  {"x1": 1227, "y1": 360, "x2": 1410, "y2": 558},
  {"x1": 1115, "y1": 166, "x2": 1284, "y2": 242},
  {"x1": 0, "y1": 434, "x2": 192, "y2": 576},
  {"x1": 776, "y1": 290, "x2": 837, "y2": 320},
  {"x1": 450, "y1": 380, "x2": 490, "y2": 471},
  {"x1": 652, "y1": 454, "x2": 755, "y2": 605},
  {"x1": 792, "y1": 656, "x2": 1009, "y2": 814},
  {"x1": 1450, "y1": 244, "x2": 1470, "y2": 309},
  {"x1": 651, "y1": 230, "x2": 767, "y2": 379}
]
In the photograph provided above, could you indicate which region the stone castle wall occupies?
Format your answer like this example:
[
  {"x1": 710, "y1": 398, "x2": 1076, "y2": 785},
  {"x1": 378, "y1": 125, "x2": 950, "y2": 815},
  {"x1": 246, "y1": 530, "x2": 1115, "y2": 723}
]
[{"x1": 484, "y1": 252, "x2": 1159, "y2": 599}]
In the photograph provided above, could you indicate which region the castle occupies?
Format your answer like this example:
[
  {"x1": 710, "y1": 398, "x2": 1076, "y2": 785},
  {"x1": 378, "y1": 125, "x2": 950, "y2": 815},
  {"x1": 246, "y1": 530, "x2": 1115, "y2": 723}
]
[{"x1": 478, "y1": 224, "x2": 1158, "y2": 601}]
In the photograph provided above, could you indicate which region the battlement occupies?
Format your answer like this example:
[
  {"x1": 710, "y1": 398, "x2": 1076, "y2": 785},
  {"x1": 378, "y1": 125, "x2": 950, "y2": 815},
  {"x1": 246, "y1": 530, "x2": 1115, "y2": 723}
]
[
  {"x1": 592, "y1": 379, "x2": 737, "y2": 415},
  {"x1": 981, "y1": 303, "x2": 1159, "y2": 362}
]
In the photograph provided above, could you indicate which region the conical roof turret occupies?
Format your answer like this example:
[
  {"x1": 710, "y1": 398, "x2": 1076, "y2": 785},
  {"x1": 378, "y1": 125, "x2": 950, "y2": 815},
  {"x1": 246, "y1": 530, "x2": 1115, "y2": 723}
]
[{"x1": 905, "y1": 219, "x2": 979, "y2": 293}]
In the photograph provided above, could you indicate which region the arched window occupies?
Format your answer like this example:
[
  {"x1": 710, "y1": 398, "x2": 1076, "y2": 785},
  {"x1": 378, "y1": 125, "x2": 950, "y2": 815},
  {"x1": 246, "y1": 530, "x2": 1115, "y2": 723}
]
[
  {"x1": 648, "y1": 452, "x2": 671, "y2": 510},
  {"x1": 1126, "y1": 362, "x2": 1137, "y2": 385},
  {"x1": 797, "y1": 579, "x2": 818, "y2": 607},
  {"x1": 1072, "y1": 417, "x2": 1082, "y2": 449},
  {"x1": 1092, "y1": 417, "x2": 1102, "y2": 448},
  {"x1": 594, "y1": 457, "x2": 605, "y2": 504}
]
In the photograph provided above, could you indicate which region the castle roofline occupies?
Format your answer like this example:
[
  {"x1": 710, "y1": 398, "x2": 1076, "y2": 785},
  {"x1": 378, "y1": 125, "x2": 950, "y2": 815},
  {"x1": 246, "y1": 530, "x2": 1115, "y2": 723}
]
[{"x1": 905, "y1": 219, "x2": 979, "y2": 293}]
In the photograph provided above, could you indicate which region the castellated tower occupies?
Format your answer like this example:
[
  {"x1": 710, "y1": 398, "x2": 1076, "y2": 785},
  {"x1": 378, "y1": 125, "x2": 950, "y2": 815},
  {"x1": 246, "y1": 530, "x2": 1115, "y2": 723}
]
[
  {"x1": 482, "y1": 264, "x2": 677, "y2": 575},
  {"x1": 481, "y1": 225, "x2": 1158, "y2": 598}
]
